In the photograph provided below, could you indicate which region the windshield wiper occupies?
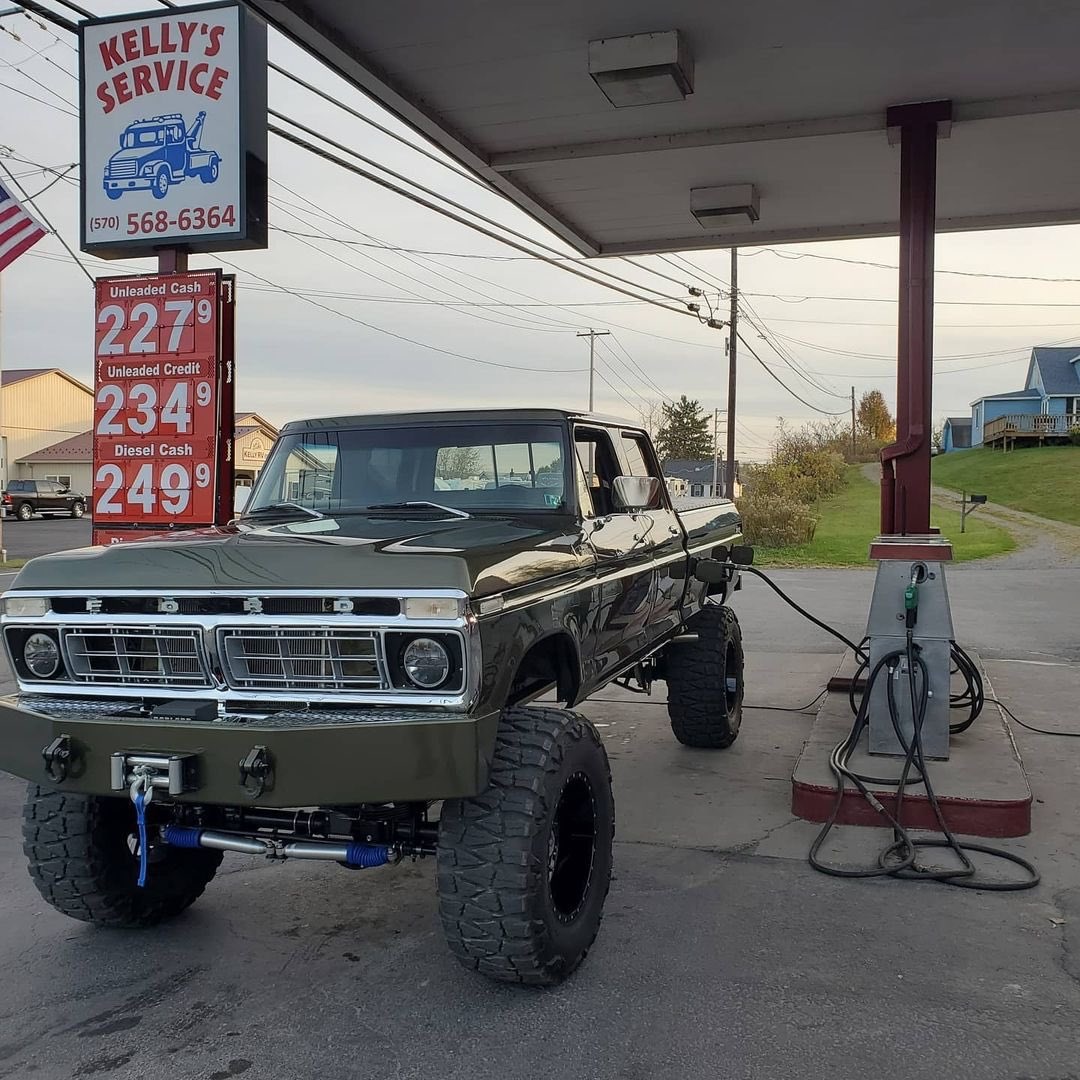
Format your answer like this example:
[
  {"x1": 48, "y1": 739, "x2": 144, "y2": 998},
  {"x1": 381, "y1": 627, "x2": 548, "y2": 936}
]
[
  {"x1": 365, "y1": 501, "x2": 471, "y2": 520},
  {"x1": 242, "y1": 502, "x2": 325, "y2": 520}
]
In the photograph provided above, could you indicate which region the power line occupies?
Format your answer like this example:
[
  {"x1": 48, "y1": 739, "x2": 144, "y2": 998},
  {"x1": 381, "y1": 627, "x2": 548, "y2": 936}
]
[
  {"x1": 271, "y1": 199, "x2": 577, "y2": 337},
  {"x1": 267, "y1": 115, "x2": 690, "y2": 312},
  {"x1": 742, "y1": 291, "x2": 1080, "y2": 307},
  {"x1": 268, "y1": 183, "x2": 588, "y2": 336},
  {"x1": 770, "y1": 329, "x2": 1079, "y2": 363},
  {"x1": 745, "y1": 245, "x2": 1080, "y2": 284},
  {"x1": 661, "y1": 250, "x2": 848, "y2": 401},
  {"x1": 0, "y1": 155, "x2": 91, "y2": 282},
  {"x1": 214, "y1": 254, "x2": 587, "y2": 375},
  {"x1": 0, "y1": 76, "x2": 77, "y2": 116},
  {"x1": 605, "y1": 333, "x2": 669, "y2": 400},
  {"x1": 736, "y1": 331, "x2": 849, "y2": 416},
  {"x1": 268, "y1": 124, "x2": 697, "y2": 320}
]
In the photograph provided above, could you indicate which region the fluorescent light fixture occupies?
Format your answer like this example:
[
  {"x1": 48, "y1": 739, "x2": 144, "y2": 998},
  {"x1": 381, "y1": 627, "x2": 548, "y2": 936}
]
[
  {"x1": 589, "y1": 31, "x2": 693, "y2": 108},
  {"x1": 690, "y1": 185, "x2": 760, "y2": 228}
]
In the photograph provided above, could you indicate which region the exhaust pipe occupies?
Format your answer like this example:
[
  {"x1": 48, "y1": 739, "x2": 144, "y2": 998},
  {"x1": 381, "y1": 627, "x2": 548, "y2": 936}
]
[{"x1": 162, "y1": 827, "x2": 390, "y2": 868}]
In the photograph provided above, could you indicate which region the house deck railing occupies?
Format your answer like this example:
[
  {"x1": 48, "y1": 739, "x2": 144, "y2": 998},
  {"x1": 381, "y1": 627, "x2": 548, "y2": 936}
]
[{"x1": 983, "y1": 413, "x2": 1080, "y2": 442}]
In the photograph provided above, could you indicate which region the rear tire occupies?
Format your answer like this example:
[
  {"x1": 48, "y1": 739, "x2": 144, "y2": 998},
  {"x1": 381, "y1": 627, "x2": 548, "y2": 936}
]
[
  {"x1": 666, "y1": 604, "x2": 745, "y2": 748},
  {"x1": 437, "y1": 706, "x2": 614, "y2": 986},
  {"x1": 16, "y1": 502, "x2": 33, "y2": 521},
  {"x1": 23, "y1": 786, "x2": 222, "y2": 928}
]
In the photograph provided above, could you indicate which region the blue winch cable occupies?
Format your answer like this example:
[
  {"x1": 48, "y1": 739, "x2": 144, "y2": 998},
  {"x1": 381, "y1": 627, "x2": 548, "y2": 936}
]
[{"x1": 134, "y1": 791, "x2": 149, "y2": 888}]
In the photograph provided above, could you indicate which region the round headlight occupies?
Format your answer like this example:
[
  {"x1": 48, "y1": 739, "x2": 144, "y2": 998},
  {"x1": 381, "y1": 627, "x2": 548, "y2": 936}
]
[
  {"x1": 24, "y1": 632, "x2": 60, "y2": 678},
  {"x1": 402, "y1": 637, "x2": 450, "y2": 689}
]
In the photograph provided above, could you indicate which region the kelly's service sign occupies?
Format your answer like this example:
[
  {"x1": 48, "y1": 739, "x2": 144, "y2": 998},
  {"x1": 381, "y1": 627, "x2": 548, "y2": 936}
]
[{"x1": 80, "y1": 1, "x2": 266, "y2": 258}]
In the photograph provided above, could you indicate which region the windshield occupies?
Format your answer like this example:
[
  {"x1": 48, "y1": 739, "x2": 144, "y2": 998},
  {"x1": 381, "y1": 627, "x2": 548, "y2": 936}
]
[
  {"x1": 122, "y1": 128, "x2": 163, "y2": 148},
  {"x1": 246, "y1": 422, "x2": 570, "y2": 515}
]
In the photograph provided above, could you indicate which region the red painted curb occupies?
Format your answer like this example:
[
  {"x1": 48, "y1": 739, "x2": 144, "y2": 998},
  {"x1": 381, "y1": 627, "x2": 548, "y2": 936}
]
[{"x1": 791, "y1": 778, "x2": 1031, "y2": 838}]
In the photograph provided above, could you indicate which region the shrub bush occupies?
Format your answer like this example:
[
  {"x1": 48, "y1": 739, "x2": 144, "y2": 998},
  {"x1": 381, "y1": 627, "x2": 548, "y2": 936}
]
[
  {"x1": 1069, "y1": 425, "x2": 1080, "y2": 446},
  {"x1": 736, "y1": 493, "x2": 818, "y2": 547}
]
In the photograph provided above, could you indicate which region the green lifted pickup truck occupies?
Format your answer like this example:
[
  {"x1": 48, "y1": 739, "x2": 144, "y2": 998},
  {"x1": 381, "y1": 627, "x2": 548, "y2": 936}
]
[{"x1": 0, "y1": 409, "x2": 746, "y2": 985}]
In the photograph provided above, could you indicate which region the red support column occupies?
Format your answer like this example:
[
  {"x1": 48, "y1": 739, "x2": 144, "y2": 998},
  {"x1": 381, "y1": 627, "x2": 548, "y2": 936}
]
[{"x1": 880, "y1": 100, "x2": 951, "y2": 535}]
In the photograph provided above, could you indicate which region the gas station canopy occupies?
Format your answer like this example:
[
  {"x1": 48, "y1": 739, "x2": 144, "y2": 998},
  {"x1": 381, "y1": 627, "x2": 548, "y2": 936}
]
[{"x1": 247, "y1": 0, "x2": 1080, "y2": 256}]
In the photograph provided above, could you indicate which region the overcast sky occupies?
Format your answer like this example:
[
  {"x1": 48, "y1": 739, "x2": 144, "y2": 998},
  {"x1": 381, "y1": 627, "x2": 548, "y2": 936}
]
[{"x1": 3, "y1": 2, "x2": 1080, "y2": 462}]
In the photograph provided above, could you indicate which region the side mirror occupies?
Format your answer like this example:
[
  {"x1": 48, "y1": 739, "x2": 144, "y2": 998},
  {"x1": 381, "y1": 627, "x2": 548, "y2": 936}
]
[{"x1": 612, "y1": 475, "x2": 661, "y2": 512}]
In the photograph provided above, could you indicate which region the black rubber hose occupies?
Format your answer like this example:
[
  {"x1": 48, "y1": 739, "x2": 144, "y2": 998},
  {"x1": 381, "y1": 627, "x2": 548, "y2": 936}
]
[
  {"x1": 736, "y1": 565, "x2": 869, "y2": 660},
  {"x1": 812, "y1": 636, "x2": 1039, "y2": 891}
]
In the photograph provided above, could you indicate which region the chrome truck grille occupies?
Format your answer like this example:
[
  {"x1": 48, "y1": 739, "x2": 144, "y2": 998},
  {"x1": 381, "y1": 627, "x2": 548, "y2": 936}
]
[
  {"x1": 2, "y1": 590, "x2": 474, "y2": 706},
  {"x1": 219, "y1": 628, "x2": 386, "y2": 691},
  {"x1": 63, "y1": 627, "x2": 209, "y2": 687},
  {"x1": 106, "y1": 160, "x2": 138, "y2": 178}
]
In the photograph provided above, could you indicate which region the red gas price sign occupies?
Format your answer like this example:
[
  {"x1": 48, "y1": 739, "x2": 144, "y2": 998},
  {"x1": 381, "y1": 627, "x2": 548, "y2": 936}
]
[{"x1": 92, "y1": 270, "x2": 222, "y2": 533}]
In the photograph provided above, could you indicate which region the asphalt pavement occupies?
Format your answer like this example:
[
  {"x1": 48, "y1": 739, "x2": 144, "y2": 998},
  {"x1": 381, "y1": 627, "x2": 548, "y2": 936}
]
[
  {"x1": 1, "y1": 518, "x2": 91, "y2": 564},
  {"x1": 0, "y1": 539, "x2": 1078, "y2": 1079}
]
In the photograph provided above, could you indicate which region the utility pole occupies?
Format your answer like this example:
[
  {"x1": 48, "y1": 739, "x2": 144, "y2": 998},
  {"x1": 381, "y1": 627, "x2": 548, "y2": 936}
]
[
  {"x1": 577, "y1": 329, "x2": 610, "y2": 412},
  {"x1": 851, "y1": 386, "x2": 857, "y2": 458},
  {"x1": 726, "y1": 250, "x2": 738, "y2": 499},
  {"x1": 712, "y1": 408, "x2": 719, "y2": 497}
]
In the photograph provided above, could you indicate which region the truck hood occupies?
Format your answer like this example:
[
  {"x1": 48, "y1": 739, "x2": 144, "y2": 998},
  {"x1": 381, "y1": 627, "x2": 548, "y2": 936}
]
[
  {"x1": 108, "y1": 147, "x2": 161, "y2": 165},
  {"x1": 9, "y1": 514, "x2": 589, "y2": 598}
]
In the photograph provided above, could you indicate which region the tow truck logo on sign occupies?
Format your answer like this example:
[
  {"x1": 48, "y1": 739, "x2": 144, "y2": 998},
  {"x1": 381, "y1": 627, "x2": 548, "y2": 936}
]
[{"x1": 103, "y1": 111, "x2": 222, "y2": 202}]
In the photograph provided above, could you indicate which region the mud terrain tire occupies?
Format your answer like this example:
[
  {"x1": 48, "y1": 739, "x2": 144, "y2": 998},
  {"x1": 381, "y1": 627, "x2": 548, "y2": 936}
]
[
  {"x1": 23, "y1": 786, "x2": 222, "y2": 927},
  {"x1": 666, "y1": 604, "x2": 745, "y2": 748},
  {"x1": 437, "y1": 706, "x2": 614, "y2": 986}
]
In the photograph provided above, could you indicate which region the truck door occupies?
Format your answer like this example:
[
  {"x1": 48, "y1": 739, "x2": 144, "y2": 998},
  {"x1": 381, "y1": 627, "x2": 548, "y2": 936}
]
[
  {"x1": 166, "y1": 123, "x2": 185, "y2": 176},
  {"x1": 573, "y1": 425, "x2": 654, "y2": 686},
  {"x1": 615, "y1": 429, "x2": 686, "y2": 643}
]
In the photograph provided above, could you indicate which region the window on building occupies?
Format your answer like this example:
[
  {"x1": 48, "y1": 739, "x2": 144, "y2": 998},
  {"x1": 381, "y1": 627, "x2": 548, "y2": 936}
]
[{"x1": 45, "y1": 474, "x2": 72, "y2": 488}]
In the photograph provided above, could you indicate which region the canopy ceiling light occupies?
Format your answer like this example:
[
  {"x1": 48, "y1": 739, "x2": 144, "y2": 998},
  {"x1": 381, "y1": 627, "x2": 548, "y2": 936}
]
[
  {"x1": 588, "y1": 30, "x2": 693, "y2": 107},
  {"x1": 690, "y1": 185, "x2": 760, "y2": 227}
]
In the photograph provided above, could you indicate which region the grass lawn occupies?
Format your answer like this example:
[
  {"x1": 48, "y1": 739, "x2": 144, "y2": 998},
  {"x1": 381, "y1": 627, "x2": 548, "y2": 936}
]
[
  {"x1": 755, "y1": 466, "x2": 1016, "y2": 567},
  {"x1": 0, "y1": 560, "x2": 26, "y2": 570},
  {"x1": 933, "y1": 445, "x2": 1080, "y2": 526}
]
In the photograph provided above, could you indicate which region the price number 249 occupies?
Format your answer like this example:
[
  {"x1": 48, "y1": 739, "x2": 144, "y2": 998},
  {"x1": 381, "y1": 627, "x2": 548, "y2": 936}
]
[{"x1": 95, "y1": 462, "x2": 212, "y2": 517}]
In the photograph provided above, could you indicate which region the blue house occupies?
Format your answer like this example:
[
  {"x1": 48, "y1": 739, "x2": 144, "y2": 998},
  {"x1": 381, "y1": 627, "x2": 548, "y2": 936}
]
[
  {"x1": 970, "y1": 347, "x2": 1080, "y2": 446},
  {"x1": 940, "y1": 416, "x2": 972, "y2": 452}
]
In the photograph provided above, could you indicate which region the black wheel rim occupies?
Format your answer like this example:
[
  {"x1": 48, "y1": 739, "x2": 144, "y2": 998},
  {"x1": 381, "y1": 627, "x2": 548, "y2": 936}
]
[
  {"x1": 725, "y1": 641, "x2": 740, "y2": 711},
  {"x1": 547, "y1": 771, "x2": 596, "y2": 923}
]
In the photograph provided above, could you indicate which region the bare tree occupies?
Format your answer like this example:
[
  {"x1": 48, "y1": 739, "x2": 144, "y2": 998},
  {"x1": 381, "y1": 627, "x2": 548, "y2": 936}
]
[{"x1": 437, "y1": 445, "x2": 483, "y2": 480}]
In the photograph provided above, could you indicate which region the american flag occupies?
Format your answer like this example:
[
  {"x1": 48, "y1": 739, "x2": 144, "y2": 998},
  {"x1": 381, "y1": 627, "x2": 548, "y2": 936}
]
[{"x1": 0, "y1": 179, "x2": 48, "y2": 274}]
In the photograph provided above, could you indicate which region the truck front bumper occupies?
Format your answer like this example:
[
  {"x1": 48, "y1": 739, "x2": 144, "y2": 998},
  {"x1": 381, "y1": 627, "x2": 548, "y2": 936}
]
[
  {"x1": 0, "y1": 695, "x2": 498, "y2": 807},
  {"x1": 104, "y1": 177, "x2": 154, "y2": 192}
]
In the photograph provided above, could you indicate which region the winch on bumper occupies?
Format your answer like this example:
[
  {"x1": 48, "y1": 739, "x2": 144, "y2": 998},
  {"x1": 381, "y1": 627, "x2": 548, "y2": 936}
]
[{"x1": 0, "y1": 695, "x2": 499, "y2": 806}]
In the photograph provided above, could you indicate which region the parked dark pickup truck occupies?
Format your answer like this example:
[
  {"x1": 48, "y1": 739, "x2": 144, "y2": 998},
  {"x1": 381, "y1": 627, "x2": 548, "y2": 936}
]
[{"x1": 0, "y1": 409, "x2": 746, "y2": 985}]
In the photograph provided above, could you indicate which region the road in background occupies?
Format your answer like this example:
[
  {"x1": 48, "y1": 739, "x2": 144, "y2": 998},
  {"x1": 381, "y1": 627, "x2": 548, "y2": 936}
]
[{"x1": 2, "y1": 518, "x2": 91, "y2": 563}]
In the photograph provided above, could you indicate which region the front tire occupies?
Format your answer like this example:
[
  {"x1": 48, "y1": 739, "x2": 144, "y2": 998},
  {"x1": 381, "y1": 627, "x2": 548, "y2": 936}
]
[
  {"x1": 666, "y1": 604, "x2": 745, "y2": 748},
  {"x1": 23, "y1": 786, "x2": 222, "y2": 928},
  {"x1": 151, "y1": 169, "x2": 170, "y2": 200},
  {"x1": 437, "y1": 706, "x2": 614, "y2": 986},
  {"x1": 105, "y1": 188, "x2": 122, "y2": 201},
  {"x1": 70, "y1": 501, "x2": 85, "y2": 519}
]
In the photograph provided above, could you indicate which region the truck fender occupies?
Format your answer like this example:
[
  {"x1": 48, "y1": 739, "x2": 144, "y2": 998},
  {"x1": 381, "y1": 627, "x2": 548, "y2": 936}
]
[{"x1": 507, "y1": 630, "x2": 583, "y2": 708}]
